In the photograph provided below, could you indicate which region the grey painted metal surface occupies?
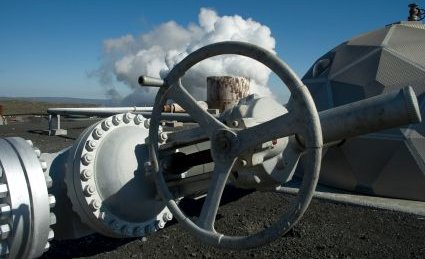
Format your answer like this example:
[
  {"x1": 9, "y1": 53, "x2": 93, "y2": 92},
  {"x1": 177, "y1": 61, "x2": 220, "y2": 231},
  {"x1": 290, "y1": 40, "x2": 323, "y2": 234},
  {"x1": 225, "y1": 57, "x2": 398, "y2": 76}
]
[
  {"x1": 0, "y1": 138, "x2": 55, "y2": 259},
  {"x1": 143, "y1": 41, "x2": 323, "y2": 249},
  {"x1": 302, "y1": 21, "x2": 425, "y2": 201},
  {"x1": 64, "y1": 113, "x2": 171, "y2": 238},
  {"x1": 142, "y1": 41, "x2": 421, "y2": 249}
]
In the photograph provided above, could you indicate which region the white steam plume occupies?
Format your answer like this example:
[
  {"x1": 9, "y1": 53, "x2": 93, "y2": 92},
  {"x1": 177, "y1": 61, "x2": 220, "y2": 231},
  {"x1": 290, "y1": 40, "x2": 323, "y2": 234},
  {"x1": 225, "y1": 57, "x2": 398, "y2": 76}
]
[{"x1": 93, "y1": 8, "x2": 276, "y2": 106}]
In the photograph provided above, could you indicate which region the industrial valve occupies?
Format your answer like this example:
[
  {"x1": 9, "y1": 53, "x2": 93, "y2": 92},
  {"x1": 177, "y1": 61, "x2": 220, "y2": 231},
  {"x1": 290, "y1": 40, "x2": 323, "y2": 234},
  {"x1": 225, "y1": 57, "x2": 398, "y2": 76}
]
[
  {"x1": 0, "y1": 41, "x2": 421, "y2": 258},
  {"x1": 139, "y1": 41, "x2": 421, "y2": 249}
]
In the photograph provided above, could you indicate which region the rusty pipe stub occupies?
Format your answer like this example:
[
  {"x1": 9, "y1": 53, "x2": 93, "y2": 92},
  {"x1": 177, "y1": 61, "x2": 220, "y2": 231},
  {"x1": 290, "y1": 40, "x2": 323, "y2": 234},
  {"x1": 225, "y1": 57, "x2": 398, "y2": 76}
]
[{"x1": 207, "y1": 76, "x2": 250, "y2": 112}]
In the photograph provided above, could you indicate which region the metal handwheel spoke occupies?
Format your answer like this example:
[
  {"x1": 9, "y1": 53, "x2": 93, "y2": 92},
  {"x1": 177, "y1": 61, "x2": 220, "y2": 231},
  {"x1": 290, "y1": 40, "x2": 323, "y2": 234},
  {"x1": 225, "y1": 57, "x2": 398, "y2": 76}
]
[
  {"x1": 236, "y1": 111, "x2": 300, "y2": 155},
  {"x1": 168, "y1": 80, "x2": 227, "y2": 136},
  {"x1": 196, "y1": 158, "x2": 237, "y2": 231}
]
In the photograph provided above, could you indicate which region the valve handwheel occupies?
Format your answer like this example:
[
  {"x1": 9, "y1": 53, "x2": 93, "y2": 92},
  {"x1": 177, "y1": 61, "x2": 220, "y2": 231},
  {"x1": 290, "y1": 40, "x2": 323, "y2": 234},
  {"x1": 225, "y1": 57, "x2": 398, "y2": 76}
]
[{"x1": 144, "y1": 41, "x2": 323, "y2": 249}]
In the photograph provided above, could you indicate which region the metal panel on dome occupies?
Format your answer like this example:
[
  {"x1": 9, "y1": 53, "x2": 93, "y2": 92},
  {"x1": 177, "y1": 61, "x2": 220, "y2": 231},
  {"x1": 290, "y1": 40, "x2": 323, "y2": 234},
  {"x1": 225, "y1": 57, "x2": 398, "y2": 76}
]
[
  {"x1": 330, "y1": 49, "x2": 381, "y2": 86},
  {"x1": 347, "y1": 26, "x2": 392, "y2": 46},
  {"x1": 341, "y1": 136, "x2": 402, "y2": 191},
  {"x1": 377, "y1": 49, "x2": 425, "y2": 92},
  {"x1": 375, "y1": 142, "x2": 425, "y2": 200},
  {"x1": 319, "y1": 148, "x2": 358, "y2": 190},
  {"x1": 330, "y1": 81, "x2": 365, "y2": 106},
  {"x1": 387, "y1": 25, "x2": 425, "y2": 68},
  {"x1": 329, "y1": 46, "x2": 379, "y2": 76}
]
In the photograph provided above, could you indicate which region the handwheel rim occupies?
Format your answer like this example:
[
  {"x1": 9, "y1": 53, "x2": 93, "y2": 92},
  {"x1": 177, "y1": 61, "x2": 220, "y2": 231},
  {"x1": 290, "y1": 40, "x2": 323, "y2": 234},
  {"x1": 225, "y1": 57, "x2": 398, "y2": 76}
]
[{"x1": 147, "y1": 41, "x2": 322, "y2": 249}]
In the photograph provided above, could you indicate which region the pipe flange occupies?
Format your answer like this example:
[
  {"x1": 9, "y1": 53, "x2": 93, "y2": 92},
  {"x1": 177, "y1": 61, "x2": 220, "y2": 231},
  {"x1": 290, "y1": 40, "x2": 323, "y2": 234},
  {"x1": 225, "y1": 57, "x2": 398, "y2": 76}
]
[
  {"x1": 65, "y1": 113, "x2": 171, "y2": 238},
  {"x1": 0, "y1": 138, "x2": 54, "y2": 258},
  {"x1": 28, "y1": 140, "x2": 56, "y2": 254}
]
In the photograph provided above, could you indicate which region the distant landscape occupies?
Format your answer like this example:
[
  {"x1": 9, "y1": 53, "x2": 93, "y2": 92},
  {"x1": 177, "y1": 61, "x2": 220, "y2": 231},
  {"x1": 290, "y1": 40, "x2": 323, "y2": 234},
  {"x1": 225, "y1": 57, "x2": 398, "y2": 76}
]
[{"x1": 0, "y1": 97, "x2": 103, "y2": 115}]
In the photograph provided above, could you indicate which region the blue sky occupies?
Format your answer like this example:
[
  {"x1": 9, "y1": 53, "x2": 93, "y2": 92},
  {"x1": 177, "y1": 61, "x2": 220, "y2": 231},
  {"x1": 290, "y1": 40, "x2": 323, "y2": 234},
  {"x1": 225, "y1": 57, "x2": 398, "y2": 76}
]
[{"x1": 0, "y1": 1, "x2": 414, "y2": 99}]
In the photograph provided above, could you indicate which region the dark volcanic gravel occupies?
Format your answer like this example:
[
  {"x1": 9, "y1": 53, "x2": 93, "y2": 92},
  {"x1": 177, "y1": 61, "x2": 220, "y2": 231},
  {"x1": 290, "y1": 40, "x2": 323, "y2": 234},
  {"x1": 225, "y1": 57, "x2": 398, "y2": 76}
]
[{"x1": 1, "y1": 117, "x2": 424, "y2": 259}]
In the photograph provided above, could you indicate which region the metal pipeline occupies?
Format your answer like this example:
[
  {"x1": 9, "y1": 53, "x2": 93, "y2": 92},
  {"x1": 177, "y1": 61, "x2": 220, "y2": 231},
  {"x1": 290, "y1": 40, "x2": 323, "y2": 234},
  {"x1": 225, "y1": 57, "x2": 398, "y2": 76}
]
[{"x1": 47, "y1": 107, "x2": 153, "y2": 116}]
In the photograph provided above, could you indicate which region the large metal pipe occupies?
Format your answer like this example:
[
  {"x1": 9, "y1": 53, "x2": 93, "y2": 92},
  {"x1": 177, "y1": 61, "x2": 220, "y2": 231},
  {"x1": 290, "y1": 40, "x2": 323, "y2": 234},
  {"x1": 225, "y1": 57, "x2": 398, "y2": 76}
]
[
  {"x1": 320, "y1": 86, "x2": 421, "y2": 144},
  {"x1": 47, "y1": 107, "x2": 153, "y2": 116}
]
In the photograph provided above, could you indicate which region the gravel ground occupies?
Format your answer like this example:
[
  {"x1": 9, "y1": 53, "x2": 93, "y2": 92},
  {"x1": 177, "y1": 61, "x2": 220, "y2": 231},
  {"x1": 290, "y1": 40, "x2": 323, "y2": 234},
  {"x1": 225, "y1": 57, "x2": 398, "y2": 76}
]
[{"x1": 1, "y1": 117, "x2": 424, "y2": 259}]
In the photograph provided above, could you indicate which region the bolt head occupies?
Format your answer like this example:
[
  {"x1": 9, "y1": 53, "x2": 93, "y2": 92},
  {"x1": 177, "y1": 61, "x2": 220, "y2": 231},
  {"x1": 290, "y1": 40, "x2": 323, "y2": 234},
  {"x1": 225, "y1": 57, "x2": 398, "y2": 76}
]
[
  {"x1": 144, "y1": 119, "x2": 150, "y2": 129},
  {"x1": 92, "y1": 128, "x2": 103, "y2": 140},
  {"x1": 0, "y1": 204, "x2": 11, "y2": 219},
  {"x1": 155, "y1": 220, "x2": 165, "y2": 230},
  {"x1": 86, "y1": 140, "x2": 97, "y2": 151},
  {"x1": 112, "y1": 115, "x2": 122, "y2": 125},
  {"x1": 0, "y1": 224, "x2": 10, "y2": 240},
  {"x1": 50, "y1": 213, "x2": 57, "y2": 225},
  {"x1": 232, "y1": 120, "x2": 239, "y2": 127},
  {"x1": 49, "y1": 195, "x2": 56, "y2": 208},
  {"x1": 82, "y1": 153, "x2": 94, "y2": 165},
  {"x1": 159, "y1": 132, "x2": 168, "y2": 143},
  {"x1": 163, "y1": 212, "x2": 173, "y2": 221},
  {"x1": 48, "y1": 229, "x2": 54, "y2": 241},
  {"x1": 239, "y1": 159, "x2": 248, "y2": 167},
  {"x1": 102, "y1": 120, "x2": 112, "y2": 131},
  {"x1": 84, "y1": 185, "x2": 96, "y2": 196},
  {"x1": 33, "y1": 148, "x2": 41, "y2": 158},
  {"x1": 134, "y1": 115, "x2": 144, "y2": 125},
  {"x1": 40, "y1": 160, "x2": 48, "y2": 171},
  {"x1": 80, "y1": 169, "x2": 93, "y2": 181},
  {"x1": 123, "y1": 113, "x2": 135, "y2": 123},
  {"x1": 90, "y1": 199, "x2": 101, "y2": 210}
]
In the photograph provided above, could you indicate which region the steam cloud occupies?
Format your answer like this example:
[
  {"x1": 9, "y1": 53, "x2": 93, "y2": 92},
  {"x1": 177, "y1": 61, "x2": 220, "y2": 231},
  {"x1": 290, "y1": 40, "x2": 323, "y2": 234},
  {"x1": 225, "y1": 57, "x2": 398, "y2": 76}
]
[{"x1": 93, "y1": 8, "x2": 276, "y2": 105}]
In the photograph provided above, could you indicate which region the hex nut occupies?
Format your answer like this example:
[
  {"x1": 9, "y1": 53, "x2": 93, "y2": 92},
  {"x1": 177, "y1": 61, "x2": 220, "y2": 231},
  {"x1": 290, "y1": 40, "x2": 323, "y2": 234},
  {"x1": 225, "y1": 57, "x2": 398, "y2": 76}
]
[
  {"x1": 0, "y1": 204, "x2": 10, "y2": 220},
  {"x1": 25, "y1": 139, "x2": 33, "y2": 147},
  {"x1": 49, "y1": 195, "x2": 56, "y2": 208},
  {"x1": 155, "y1": 220, "x2": 165, "y2": 230},
  {"x1": 0, "y1": 224, "x2": 10, "y2": 240},
  {"x1": 134, "y1": 115, "x2": 144, "y2": 125},
  {"x1": 33, "y1": 148, "x2": 41, "y2": 158},
  {"x1": 163, "y1": 212, "x2": 173, "y2": 222},
  {"x1": 90, "y1": 199, "x2": 101, "y2": 210},
  {"x1": 50, "y1": 213, "x2": 57, "y2": 225},
  {"x1": 102, "y1": 120, "x2": 113, "y2": 131},
  {"x1": 81, "y1": 153, "x2": 94, "y2": 166},
  {"x1": 123, "y1": 113, "x2": 135, "y2": 123},
  {"x1": 48, "y1": 229, "x2": 54, "y2": 241},
  {"x1": 112, "y1": 115, "x2": 122, "y2": 126},
  {"x1": 85, "y1": 140, "x2": 97, "y2": 151},
  {"x1": 40, "y1": 160, "x2": 48, "y2": 171},
  {"x1": 159, "y1": 132, "x2": 168, "y2": 143},
  {"x1": 144, "y1": 119, "x2": 150, "y2": 129},
  {"x1": 92, "y1": 128, "x2": 104, "y2": 140},
  {"x1": 84, "y1": 185, "x2": 96, "y2": 196},
  {"x1": 80, "y1": 169, "x2": 93, "y2": 181}
]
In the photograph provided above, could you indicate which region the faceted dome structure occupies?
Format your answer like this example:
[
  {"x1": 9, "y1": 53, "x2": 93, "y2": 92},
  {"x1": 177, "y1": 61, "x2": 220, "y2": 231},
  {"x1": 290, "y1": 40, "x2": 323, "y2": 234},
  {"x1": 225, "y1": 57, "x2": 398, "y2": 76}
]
[{"x1": 302, "y1": 21, "x2": 425, "y2": 201}]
